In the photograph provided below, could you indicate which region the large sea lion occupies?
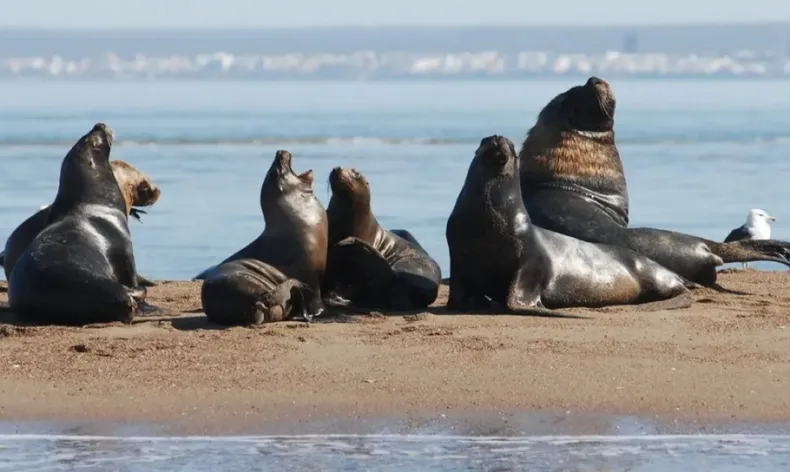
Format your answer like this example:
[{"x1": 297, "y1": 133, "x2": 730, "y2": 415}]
[
  {"x1": 8, "y1": 123, "x2": 147, "y2": 325},
  {"x1": 198, "y1": 150, "x2": 327, "y2": 325},
  {"x1": 323, "y1": 166, "x2": 441, "y2": 310},
  {"x1": 446, "y1": 135, "x2": 693, "y2": 316},
  {"x1": 519, "y1": 76, "x2": 790, "y2": 286},
  {"x1": 1, "y1": 160, "x2": 160, "y2": 285}
]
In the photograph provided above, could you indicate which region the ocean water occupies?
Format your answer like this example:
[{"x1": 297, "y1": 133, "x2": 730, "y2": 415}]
[
  {"x1": 1, "y1": 412, "x2": 790, "y2": 471},
  {"x1": 1, "y1": 79, "x2": 790, "y2": 280},
  {"x1": 2, "y1": 79, "x2": 790, "y2": 469}
]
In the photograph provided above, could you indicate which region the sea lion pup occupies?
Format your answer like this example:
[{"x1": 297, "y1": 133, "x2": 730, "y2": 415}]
[
  {"x1": 323, "y1": 166, "x2": 442, "y2": 310},
  {"x1": 8, "y1": 123, "x2": 147, "y2": 325},
  {"x1": 519, "y1": 76, "x2": 790, "y2": 286},
  {"x1": 199, "y1": 150, "x2": 327, "y2": 325},
  {"x1": 446, "y1": 135, "x2": 693, "y2": 316},
  {"x1": 0, "y1": 159, "x2": 161, "y2": 287}
]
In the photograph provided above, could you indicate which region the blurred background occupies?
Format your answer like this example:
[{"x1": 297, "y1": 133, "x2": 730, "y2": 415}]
[{"x1": 2, "y1": 0, "x2": 790, "y2": 279}]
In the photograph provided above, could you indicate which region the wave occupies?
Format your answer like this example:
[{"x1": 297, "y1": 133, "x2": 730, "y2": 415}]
[
  {"x1": 0, "y1": 434, "x2": 790, "y2": 472},
  {"x1": 0, "y1": 433, "x2": 788, "y2": 472},
  {"x1": 2, "y1": 432, "x2": 789, "y2": 442},
  {"x1": 0, "y1": 135, "x2": 790, "y2": 147}
]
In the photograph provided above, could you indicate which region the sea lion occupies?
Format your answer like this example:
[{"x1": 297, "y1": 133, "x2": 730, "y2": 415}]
[
  {"x1": 323, "y1": 166, "x2": 441, "y2": 310},
  {"x1": 8, "y1": 123, "x2": 147, "y2": 325},
  {"x1": 198, "y1": 150, "x2": 327, "y2": 325},
  {"x1": 519, "y1": 76, "x2": 790, "y2": 286},
  {"x1": 446, "y1": 135, "x2": 693, "y2": 316},
  {"x1": 0, "y1": 159, "x2": 160, "y2": 286}
]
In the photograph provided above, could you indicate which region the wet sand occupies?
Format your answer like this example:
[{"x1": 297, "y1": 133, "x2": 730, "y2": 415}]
[{"x1": 0, "y1": 270, "x2": 788, "y2": 435}]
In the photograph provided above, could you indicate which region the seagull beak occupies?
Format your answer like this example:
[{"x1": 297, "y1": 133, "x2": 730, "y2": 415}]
[{"x1": 769, "y1": 216, "x2": 776, "y2": 221}]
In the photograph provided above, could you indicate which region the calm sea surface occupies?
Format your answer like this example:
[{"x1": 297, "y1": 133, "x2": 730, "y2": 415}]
[
  {"x1": 1, "y1": 79, "x2": 790, "y2": 470},
  {"x1": 2, "y1": 79, "x2": 790, "y2": 280}
]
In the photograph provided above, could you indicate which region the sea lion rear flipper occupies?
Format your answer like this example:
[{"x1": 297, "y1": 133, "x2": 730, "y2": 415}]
[
  {"x1": 631, "y1": 290, "x2": 694, "y2": 312},
  {"x1": 257, "y1": 278, "x2": 309, "y2": 322},
  {"x1": 11, "y1": 268, "x2": 139, "y2": 325},
  {"x1": 711, "y1": 239, "x2": 790, "y2": 267},
  {"x1": 324, "y1": 237, "x2": 395, "y2": 306}
]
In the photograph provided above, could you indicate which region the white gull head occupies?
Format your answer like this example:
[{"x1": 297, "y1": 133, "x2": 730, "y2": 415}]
[{"x1": 744, "y1": 208, "x2": 775, "y2": 240}]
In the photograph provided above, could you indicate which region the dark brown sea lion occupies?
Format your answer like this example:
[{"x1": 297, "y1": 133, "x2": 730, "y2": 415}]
[
  {"x1": 519, "y1": 76, "x2": 790, "y2": 286},
  {"x1": 198, "y1": 150, "x2": 328, "y2": 325},
  {"x1": 1, "y1": 159, "x2": 160, "y2": 286},
  {"x1": 323, "y1": 166, "x2": 441, "y2": 310},
  {"x1": 446, "y1": 135, "x2": 693, "y2": 316},
  {"x1": 8, "y1": 123, "x2": 147, "y2": 325}
]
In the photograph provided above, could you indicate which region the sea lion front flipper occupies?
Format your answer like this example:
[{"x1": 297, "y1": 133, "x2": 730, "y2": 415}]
[
  {"x1": 391, "y1": 229, "x2": 426, "y2": 251},
  {"x1": 136, "y1": 273, "x2": 157, "y2": 287},
  {"x1": 324, "y1": 237, "x2": 395, "y2": 307},
  {"x1": 505, "y1": 265, "x2": 588, "y2": 319}
]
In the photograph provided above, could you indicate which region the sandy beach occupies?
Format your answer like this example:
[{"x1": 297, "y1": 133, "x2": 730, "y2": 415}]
[{"x1": 0, "y1": 270, "x2": 788, "y2": 434}]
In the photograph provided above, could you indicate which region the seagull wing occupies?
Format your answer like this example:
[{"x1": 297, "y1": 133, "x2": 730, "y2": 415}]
[{"x1": 724, "y1": 225, "x2": 755, "y2": 242}]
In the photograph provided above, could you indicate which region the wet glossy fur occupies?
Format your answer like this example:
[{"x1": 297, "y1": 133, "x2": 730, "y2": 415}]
[
  {"x1": 198, "y1": 150, "x2": 328, "y2": 325},
  {"x1": 8, "y1": 124, "x2": 147, "y2": 325},
  {"x1": 1, "y1": 160, "x2": 160, "y2": 285},
  {"x1": 323, "y1": 167, "x2": 441, "y2": 310},
  {"x1": 446, "y1": 135, "x2": 692, "y2": 316},
  {"x1": 519, "y1": 76, "x2": 790, "y2": 286}
]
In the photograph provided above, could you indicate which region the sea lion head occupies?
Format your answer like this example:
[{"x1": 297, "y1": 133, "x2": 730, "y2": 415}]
[
  {"x1": 539, "y1": 76, "x2": 616, "y2": 135},
  {"x1": 519, "y1": 76, "x2": 627, "y2": 213},
  {"x1": 328, "y1": 166, "x2": 371, "y2": 208},
  {"x1": 473, "y1": 135, "x2": 519, "y2": 179},
  {"x1": 110, "y1": 160, "x2": 161, "y2": 222},
  {"x1": 326, "y1": 166, "x2": 374, "y2": 245},
  {"x1": 260, "y1": 149, "x2": 318, "y2": 220},
  {"x1": 54, "y1": 123, "x2": 125, "y2": 212}
]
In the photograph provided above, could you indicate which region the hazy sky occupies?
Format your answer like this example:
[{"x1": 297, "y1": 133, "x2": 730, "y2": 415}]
[{"x1": 3, "y1": 0, "x2": 790, "y2": 28}]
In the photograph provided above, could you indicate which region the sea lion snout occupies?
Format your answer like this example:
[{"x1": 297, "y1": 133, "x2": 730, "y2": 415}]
[
  {"x1": 136, "y1": 181, "x2": 161, "y2": 206},
  {"x1": 87, "y1": 123, "x2": 115, "y2": 148},
  {"x1": 478, "y1": 135, "x2": 516, "y2": 166},
  {"x1": 274, "y1": 150, "x2": 293, "y2": 172},
  {"x1": 586, "y1": 76, "x2": 608, "y2": 88}
]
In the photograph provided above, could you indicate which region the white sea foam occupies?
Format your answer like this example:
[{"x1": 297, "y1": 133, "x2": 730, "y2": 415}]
[{"x1": 0, "y1": 433, "x2": 789, "y2": 471}]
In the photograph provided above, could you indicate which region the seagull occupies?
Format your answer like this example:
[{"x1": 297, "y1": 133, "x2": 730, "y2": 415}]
[{"x1": 724, "y1": 208, "x2": 776, "y2": 269}]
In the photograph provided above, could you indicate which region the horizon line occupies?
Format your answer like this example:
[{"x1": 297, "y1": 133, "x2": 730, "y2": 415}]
[{"x1": 2, "y1": 20, "x2": 790, "y2": 32}]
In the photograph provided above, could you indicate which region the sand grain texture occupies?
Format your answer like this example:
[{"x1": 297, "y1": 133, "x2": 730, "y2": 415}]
[{"x1": 0, "y1": 270, "x2": 789, "y2": 433}]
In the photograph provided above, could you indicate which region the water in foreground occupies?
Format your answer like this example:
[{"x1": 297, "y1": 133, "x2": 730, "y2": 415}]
[{"x1": 1, "y1": 413, "x2": 789, "y2": 471}]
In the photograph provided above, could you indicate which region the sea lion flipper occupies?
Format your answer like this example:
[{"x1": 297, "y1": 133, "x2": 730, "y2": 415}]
[
  {"x1": 136, "y1": 273, "x2": 157, "y2": 287},
  {"x1": 324, "y1": 237, "x2": 395, "y2": 305},
  {"x1": 10, "y1": 265, "x2": 138, "y2": 325},
  {"x1": 0, "y1": 251, "x2": 4, "y2": 267},
  {"x1": 390, "y1": 229, "x2": 427, "y2": 252},
  {"x1": 713, "y1": 239, "x2": 790, "y2": 267},
  {"x1": 631, "y1": 290, "x2": 694, "y2": 312}
]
